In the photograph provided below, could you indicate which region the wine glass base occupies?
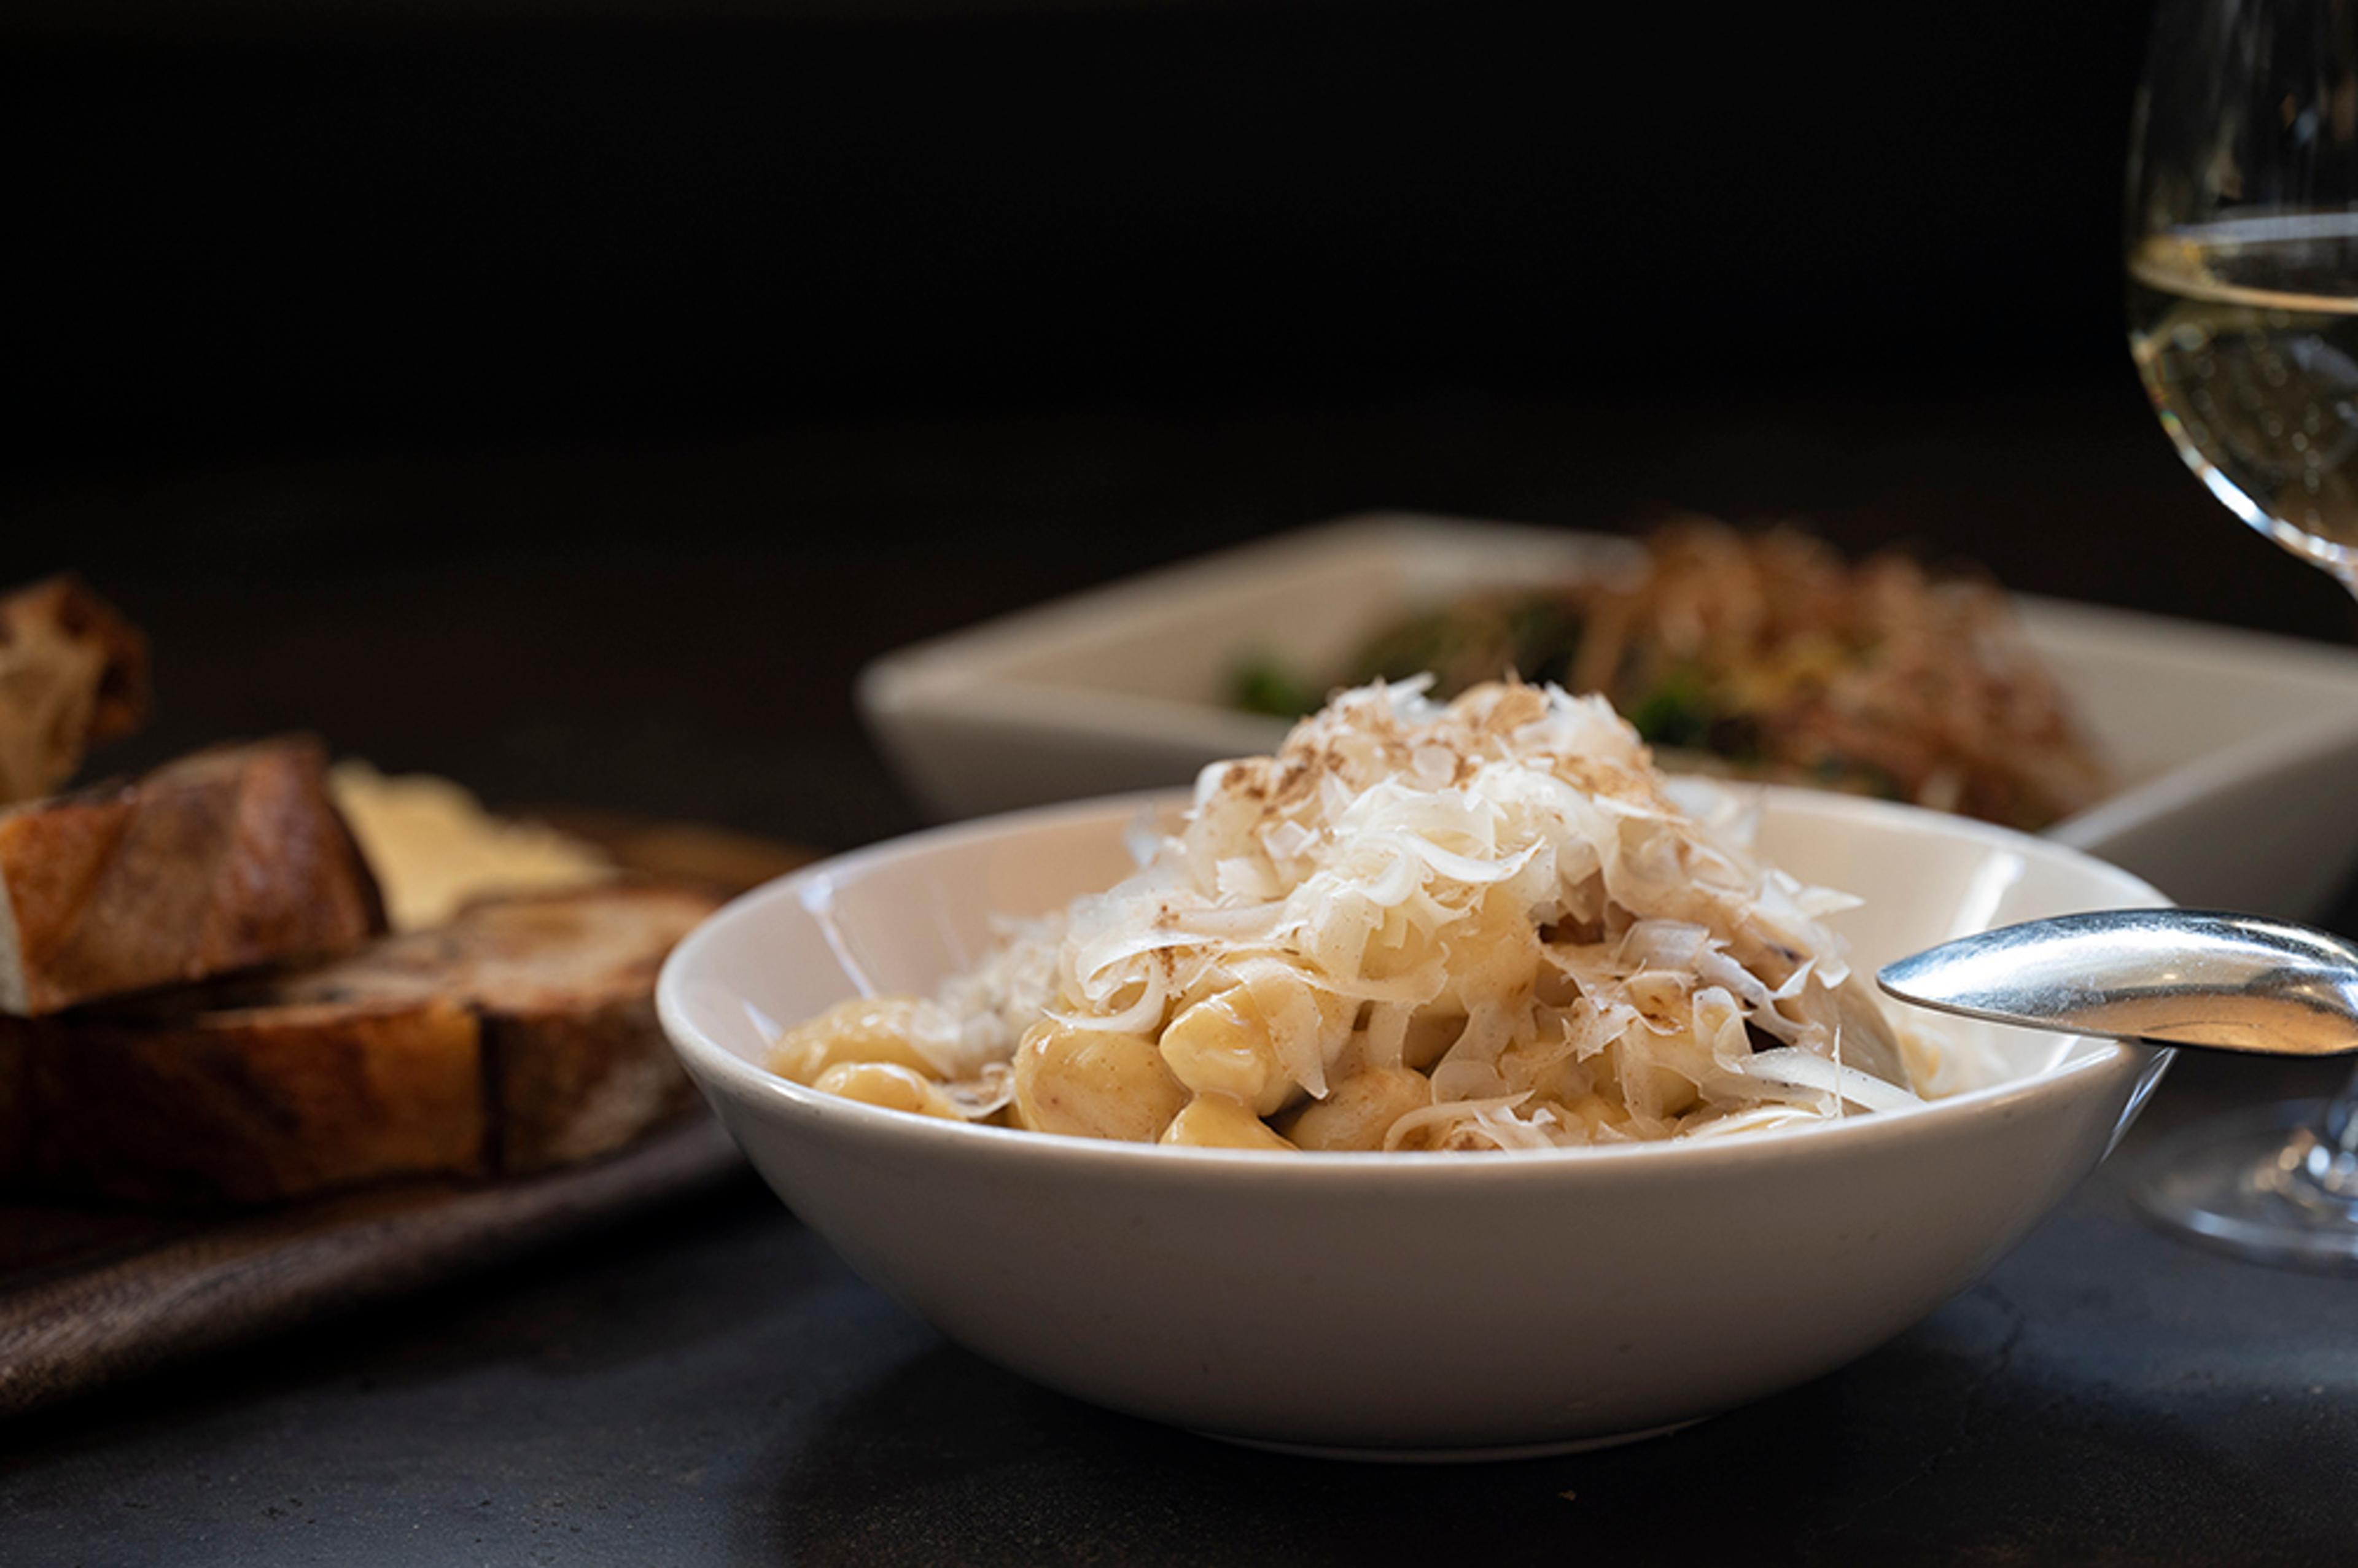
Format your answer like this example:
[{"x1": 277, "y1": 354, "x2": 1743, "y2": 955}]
[{"x1": 2130, "y1": 1099, "x2": 2358, "y2": 1271}]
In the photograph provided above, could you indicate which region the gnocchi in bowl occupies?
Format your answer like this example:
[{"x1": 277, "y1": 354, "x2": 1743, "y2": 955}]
[
  {"x1": 763, "y1": 681, "x2": 1964, "y2": 1157},
  {"x1": 656, "y1": 780, "x2": 2169, "y2": 1457}
]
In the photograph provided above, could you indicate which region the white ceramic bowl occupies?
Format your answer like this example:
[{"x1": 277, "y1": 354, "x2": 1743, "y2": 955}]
[
  {"x1": 658, "y1": 788, "x2": 2172, "y2": 1459},
  {"x1": 860, "y1": 513, "x2": 2358, "y2": 917}
]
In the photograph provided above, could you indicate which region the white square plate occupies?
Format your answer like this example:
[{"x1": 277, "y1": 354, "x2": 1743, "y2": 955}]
[{"x1": 859, "y1": 514, "x2": 2358, "y2": 918}]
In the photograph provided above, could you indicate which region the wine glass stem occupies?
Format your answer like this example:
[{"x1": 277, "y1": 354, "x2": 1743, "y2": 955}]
[
  {"x1": 2286, "y1": 570, "x2": 2358, "y2": 1207},
  {"x1": 2322, "y1": 1070, "x2": 2358, "y2": 1154},
  {"x1": 2282, "y1": 1067, "x2": 2358, "y2": 1206}
]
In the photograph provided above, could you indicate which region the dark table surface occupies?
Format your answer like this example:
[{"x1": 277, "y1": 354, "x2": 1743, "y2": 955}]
[{"x1": 7, "y1": 382, "x2": 2358, "y2": 1566}]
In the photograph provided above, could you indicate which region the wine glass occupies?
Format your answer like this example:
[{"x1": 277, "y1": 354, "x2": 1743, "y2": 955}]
[{"x1": 2126, "y1": 0, "x2": 2358, "y2": 1264}]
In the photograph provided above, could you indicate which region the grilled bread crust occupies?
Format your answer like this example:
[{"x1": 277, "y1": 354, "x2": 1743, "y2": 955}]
[
  {"x1": 0, "y1": 738, "x2": 386, "y2": 1017},
  {"x1": 9, "y1": 883, "x2": 717, "y2": 1203}
]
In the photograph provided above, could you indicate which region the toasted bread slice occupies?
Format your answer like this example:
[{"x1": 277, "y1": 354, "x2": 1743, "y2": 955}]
[
  {"x1": 17, "y1": 883, "x2": 718, "y2": 1203},
  {"x1": 18, "y1": 999, "x2": 486, "y2": 1204},
  {"x1": 0, "y1": 737, "x2": 386, "y2": 1016},
  {"x1": 0, "y1": 575, "x2": 150, "y2": 808},
  {"x1": 268, "y1": 884, "x2": 718, "y2": 1174}
]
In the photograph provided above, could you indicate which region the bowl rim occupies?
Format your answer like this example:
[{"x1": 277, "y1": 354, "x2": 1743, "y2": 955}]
[{"x1": 658, "y1": 786, "x2": 2169, "y2": 1186}]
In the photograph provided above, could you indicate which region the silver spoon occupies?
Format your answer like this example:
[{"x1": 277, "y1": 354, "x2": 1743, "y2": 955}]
[{"x1": 1876, "y1": 909, "x2": 2358, "y2": 1058}]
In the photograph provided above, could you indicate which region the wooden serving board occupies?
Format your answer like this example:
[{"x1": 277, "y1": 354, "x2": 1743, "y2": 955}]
[{"x1": 0, "y1": 812, "x2": 815, "y2": 1421}]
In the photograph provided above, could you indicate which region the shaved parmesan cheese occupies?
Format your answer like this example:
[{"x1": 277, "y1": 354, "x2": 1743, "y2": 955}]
[
  {"x1": 1738, "y1": 1047, "x2": 1925, "y2": 1116},
  {"x1": 882, "y1": 678, "x2": 1955, "y2": 1147}
]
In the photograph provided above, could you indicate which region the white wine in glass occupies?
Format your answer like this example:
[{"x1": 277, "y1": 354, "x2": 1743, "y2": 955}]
[
  {"x1": 2127, "y1": 0, "x2": 2358, "y2": 1264},
  {"x1": 2131, "y1": 216, "x2": 2358, "y2": 570}
]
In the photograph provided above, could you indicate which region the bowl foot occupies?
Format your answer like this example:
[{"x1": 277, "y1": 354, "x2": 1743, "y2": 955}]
[{"x1": 1195, "y1": 1418, "x2": 1706, "y2": 1464}]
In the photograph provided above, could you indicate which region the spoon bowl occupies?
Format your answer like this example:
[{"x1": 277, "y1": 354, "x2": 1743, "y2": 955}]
[{"x1": 1878, "y1": 909, "x2": 2358, "y2": 1058}]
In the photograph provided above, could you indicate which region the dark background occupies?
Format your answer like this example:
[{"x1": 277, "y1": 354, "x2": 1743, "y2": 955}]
[
  {"x1": 10, "y1": 0, "x2": 2154, "y2": 472},
  {"x1": 7, "y1": 0, "x2": 2356, "y2": 846}
]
